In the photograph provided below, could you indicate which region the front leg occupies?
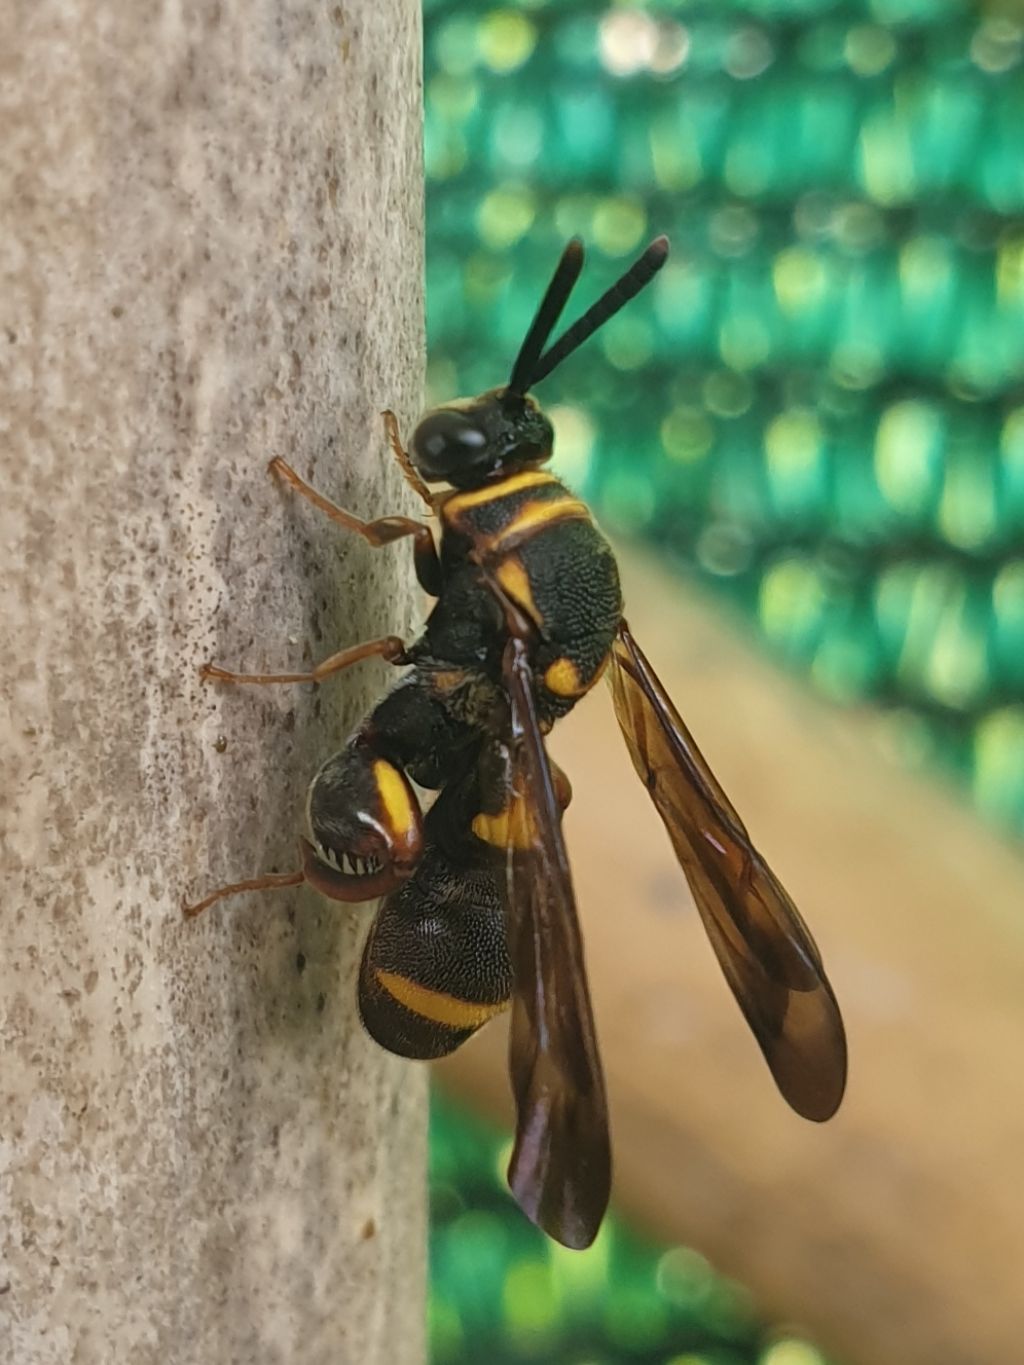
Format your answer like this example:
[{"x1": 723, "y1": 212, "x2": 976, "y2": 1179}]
[
  {"x1": 381, "y1": 408, "x2": 434, "y2": 509},
  {"x1": 269, "y1": 457, "x2": 441, "y2": 596}
]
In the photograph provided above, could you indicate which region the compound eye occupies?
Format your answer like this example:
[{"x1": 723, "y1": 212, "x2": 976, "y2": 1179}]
[{"x1": 411, "y1": 410, "x2": 487, "y2": 481}]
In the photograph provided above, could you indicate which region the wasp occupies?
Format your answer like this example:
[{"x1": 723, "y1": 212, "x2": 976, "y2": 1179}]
[{"x1": 186, "y1": 237, "x2": 847, "y2": 1250}]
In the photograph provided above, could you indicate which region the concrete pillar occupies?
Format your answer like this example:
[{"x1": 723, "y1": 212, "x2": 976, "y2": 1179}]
[{"x1": 1, "y1": 2, "x2": 426, "y2": 1361}]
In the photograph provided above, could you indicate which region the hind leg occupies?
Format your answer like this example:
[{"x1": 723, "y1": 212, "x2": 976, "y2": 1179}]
[{"x1": 201, "y1": 634, "x2": 408, "y2": 687}]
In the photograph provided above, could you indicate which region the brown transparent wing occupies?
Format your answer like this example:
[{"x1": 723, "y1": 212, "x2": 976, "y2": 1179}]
[
  {"x1": 500, "y1": 634, "x2": 611, "y2": 1249},
  {"x1": 609, "y1": 622, "x2": 847, "y2": 1121}
]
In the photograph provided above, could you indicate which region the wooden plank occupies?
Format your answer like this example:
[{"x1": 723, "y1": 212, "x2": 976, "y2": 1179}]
[{"x1": 437, "y1": 549, "x2": 1024, "y2": 1365}]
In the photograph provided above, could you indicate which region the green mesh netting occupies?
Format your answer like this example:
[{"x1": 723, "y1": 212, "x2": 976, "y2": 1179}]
[
  {"x1": 430, "y1": 1091, "x2": 833, "y2": 1365},
  {"x1": 424, "y1": 1, "x2": 1024, "y2": 1359},
  {"x1": 425, "y1": 0, "x2": 1024, "y2": 834}
]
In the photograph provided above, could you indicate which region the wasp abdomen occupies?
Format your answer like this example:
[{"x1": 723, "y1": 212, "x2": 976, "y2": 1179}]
[{"x1": 358, "y1": 850, "x2": 512, "y2": 1060}]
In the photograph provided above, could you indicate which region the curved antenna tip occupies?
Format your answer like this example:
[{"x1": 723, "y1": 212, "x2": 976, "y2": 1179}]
[
  {"x1": 507, "y1": 238, "x2": 587, "y2": 395},
  {"x1": 527, "y1": 235, "x2": 670, "y2": 388}
]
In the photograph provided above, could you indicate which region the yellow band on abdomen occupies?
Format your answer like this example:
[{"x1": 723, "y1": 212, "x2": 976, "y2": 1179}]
[{"x1": 376, "y1": 970, "x2": 508, "y2": 1030}]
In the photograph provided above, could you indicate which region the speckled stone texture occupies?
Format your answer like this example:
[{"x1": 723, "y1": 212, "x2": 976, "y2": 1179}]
[{"x1": 0, "y1": 3, "x2": 426, "y2": 1361}]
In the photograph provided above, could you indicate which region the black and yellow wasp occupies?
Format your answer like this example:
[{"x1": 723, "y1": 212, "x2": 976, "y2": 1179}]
[{"x1": 187, "y1": 238, "x2": 847, "y2": 1250}]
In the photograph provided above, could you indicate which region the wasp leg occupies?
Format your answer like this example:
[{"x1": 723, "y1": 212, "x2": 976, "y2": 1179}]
[
  {"x1": 200, "y1": 635, "x2": 408, "y2": 687},
  {"x1": 269, "y1": 456, "x2": 441, "y2": 595},
  {"x1": 381, "y1": 408, "x2": 434, "y2": 509},
  {"x1": 184, "y1": 712, "x2": 430, "y2": 916},
  {"x1": 182, "y1": 867, "x2": 305, "y2": 919},
  {"x1": 270, "y1": 454, "x2": 425, "y2": 545}
]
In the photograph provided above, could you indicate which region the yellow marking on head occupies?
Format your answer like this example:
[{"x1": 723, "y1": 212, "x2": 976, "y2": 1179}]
[
  {"x1": 544, "y1": 656, "x2": 587, "y2": 697},
  {"x1": 376, "y1": 970, "x2": 508, "y2": 1030},
  {"x1": 373, "y1": 760, "x2": 416, "y2": 836},
  {"x1": 490, "y1": 496, "x2": 591, "y2": 550},
  {"x1": 445, "y1": 470, "x2": 556, "y2": 516},
  {"x1": 495, "y1": 556, "x2": 542, "y2": 627}
]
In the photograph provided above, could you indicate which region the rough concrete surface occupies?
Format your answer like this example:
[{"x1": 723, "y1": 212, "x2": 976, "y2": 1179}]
[{"x1": 0, "y1": 3, "x2": 427, "y2": 1362}]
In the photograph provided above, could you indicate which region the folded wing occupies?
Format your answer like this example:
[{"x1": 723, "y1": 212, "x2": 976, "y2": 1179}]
[
  {"x1": 500, "y1": 634, "x2": 612, "y2": 1248},
  {"x1": 608, "y1": 622, "x2": 847, "y2": 1121}
]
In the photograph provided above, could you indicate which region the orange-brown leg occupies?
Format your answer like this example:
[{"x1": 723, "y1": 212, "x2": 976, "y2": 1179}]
[
  {"x1": 183, "y1": 869, "x2": 304, "y2": 919},
  {"x1": 270, "y1": 456, "x2": 429, "y2": 547},
  {"x1": 200, "y1": 635, "x2": 407, "y2": 688},
  {"x1": 381, "y1": 409, "x2": 434, "y2": 509},
  {"x1": 269, "y1": 456, "x2": 441, "y2": 593}
]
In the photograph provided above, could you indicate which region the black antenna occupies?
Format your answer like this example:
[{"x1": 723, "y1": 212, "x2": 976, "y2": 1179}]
[
  {"x1": 507, "y1": 238, "x2": 586, "y2": 396},
  {"x1": 528, "y1": 236, "x2": 669, "y2": 389}
]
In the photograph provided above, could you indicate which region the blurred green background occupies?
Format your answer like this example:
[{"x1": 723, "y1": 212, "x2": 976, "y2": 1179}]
[
  {"x1": 430, "y1": 1092, "x2": 827, "y2": 1365},
  {"x1": 421, "y1": 1, "x2": 1024, "y2": 1361}
]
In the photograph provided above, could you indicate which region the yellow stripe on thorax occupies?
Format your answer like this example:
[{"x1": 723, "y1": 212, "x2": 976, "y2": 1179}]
[
  {"x1": 376, "y1": 970, "x2": 508, "y2": 1030},
  {"x1": 544, "y1": 656, "x2": 586, "y2": 697},
  {"x1": 444, "y1": 469, "x2": 557, "y2": 517},
  {"x1": 487, "y1": 495, "x2": 590, "y2": 553},
  {"x1": 544, "y1": 651, "x2": 610, "y2": 698},
  {"x1": 495, "y1": 557, "x2": 541, "y2": 628}
]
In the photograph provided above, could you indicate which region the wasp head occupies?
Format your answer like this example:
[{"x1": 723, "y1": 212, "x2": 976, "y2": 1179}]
[
  {"x1": 408, "y1": 236, "x2": 668, "y2": 493},
  {"x1": 410, "y1": 389, "x2": 554, "y2": 489}
]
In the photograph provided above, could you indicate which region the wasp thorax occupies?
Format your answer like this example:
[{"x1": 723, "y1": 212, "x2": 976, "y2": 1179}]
[
  {"x1": 304, "y1": 747, "x2": 423, "y2": 903},
  {"x1": 410, "y1": 388, "x2": 553, "y2": 489}
]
